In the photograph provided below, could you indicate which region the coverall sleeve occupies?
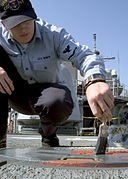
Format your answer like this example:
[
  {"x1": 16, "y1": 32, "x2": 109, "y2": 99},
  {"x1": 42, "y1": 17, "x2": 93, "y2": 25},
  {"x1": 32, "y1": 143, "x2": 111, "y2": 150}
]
[{"x1": 54, "y1": 28, "x2": 106, "y2": 80}]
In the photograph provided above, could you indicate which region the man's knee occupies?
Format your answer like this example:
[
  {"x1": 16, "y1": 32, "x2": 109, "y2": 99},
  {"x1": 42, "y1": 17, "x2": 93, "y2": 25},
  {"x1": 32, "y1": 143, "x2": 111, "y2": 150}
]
[
  {"x1": 30, "y1": 84, "x2": 74, "y2": 125},
  {"x1": 34, "y1": 98, "x2": 74, "y2": 125},
  {"x1": 34, "y1": 91, "x2": 73, "y2": 125},
  {"x1": 48, "y1": 99, "x2": 74, "y2": 124}
]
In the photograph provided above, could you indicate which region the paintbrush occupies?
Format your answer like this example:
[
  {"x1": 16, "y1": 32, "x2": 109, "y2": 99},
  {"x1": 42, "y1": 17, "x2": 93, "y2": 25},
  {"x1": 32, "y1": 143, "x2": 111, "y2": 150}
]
[{"x1": 95, "y1": 122, "x2": 108, "y2": 155}]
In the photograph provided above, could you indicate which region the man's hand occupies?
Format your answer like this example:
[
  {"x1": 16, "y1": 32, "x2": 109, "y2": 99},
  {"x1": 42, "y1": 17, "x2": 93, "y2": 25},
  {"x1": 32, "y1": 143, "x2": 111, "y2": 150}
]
[
  {"x1": 0, "y1": 67, "x2": 14, "y2": 95},
  {"x1": 86, "y1": 82, "x2": 114, "y2": 123}
]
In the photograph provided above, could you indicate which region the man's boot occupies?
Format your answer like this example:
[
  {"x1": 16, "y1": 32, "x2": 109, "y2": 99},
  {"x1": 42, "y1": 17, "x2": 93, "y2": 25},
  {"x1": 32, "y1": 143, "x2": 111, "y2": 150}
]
[
  {"x1": 39, "y1": 122, "x2": 59, "y2": 147},
  {"x1": 0, "y1": 116, "x2": 7, "y2": 149},
  {"x1": 0, "y1": 133, "x2": 6, "y2": 148}
]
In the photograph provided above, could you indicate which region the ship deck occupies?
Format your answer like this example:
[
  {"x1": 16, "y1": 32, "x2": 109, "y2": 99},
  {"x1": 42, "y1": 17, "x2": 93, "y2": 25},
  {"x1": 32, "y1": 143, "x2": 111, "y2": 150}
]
[{"x1": 0, "y1": 134, "x2": 128, "y2": 178}]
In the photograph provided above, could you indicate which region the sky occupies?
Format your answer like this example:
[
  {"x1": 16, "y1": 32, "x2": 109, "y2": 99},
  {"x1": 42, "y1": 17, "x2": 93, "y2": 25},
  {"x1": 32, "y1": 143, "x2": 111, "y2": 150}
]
[{"x1": 30, "y1": 0, "x2": 128, "y2": 88}]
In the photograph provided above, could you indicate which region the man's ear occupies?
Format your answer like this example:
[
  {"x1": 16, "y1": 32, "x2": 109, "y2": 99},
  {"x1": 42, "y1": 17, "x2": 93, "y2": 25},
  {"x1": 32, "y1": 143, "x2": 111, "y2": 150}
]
[{"x1": 1, "y1": 20, "x2": 8, "y2": 30}]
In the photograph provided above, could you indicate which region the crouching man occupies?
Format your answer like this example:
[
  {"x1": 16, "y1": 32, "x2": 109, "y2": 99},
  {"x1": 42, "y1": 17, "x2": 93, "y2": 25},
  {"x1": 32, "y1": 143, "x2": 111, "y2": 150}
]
[{"x1": 0, "y1": 0, "x2": 114, "y2": 148}]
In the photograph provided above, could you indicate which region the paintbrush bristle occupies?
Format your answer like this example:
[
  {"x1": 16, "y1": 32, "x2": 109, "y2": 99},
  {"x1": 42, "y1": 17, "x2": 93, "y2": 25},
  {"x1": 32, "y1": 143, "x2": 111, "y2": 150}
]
[
  {"x1": 95, "y1": 136, "x2": 108, "y2": 155},
  {"x1": 95, "y1": 123, "x2": 108, "y2": 155}
]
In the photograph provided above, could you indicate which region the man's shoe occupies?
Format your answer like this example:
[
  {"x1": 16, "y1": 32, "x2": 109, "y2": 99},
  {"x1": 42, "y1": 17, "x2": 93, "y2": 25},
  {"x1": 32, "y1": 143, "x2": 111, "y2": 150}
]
[
  {"x1": 0, "y1": 135, "x2": 6, "y2": 148},
  {"x1": 42, "y1": 134, "x2": 59, "y2": 147}
]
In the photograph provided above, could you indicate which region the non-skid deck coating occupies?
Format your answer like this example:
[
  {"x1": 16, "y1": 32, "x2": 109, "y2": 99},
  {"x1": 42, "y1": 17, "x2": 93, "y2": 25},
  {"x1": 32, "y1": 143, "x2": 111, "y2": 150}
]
[{"x1": 0, "y1": 148, "x2": 128, "y2": 168}]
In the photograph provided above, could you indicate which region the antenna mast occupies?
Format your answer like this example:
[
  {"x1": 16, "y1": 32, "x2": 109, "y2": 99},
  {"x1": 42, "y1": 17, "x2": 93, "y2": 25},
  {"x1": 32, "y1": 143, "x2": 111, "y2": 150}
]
[
  {"x1": 93, "y1": 34, "x2": 100, "y2": 55},
  {"x1": 118, "y1": 50, "x2": 120, "y2": 81},
  {"x1": 93, "y1": 33, "x2": 115, "y2": 60},
  {"x1": 93, "y1": 34, "x2": 96, "y2": 53}
]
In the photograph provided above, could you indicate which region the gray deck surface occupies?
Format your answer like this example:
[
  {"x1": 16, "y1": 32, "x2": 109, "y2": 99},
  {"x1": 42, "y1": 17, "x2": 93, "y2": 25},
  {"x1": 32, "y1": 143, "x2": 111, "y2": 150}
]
[{"x1": 0, "y1": 134, "x2": 127, "y2": 179}]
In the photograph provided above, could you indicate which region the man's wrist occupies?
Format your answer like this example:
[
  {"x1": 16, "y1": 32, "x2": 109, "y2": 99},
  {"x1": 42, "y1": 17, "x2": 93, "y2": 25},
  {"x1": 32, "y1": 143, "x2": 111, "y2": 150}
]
[{"x1": 84, "y1": 74, "x2": 106, "y2": 91}]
